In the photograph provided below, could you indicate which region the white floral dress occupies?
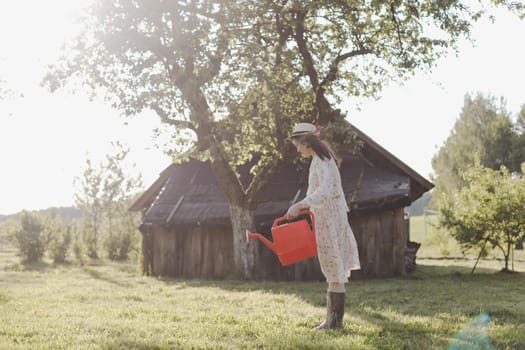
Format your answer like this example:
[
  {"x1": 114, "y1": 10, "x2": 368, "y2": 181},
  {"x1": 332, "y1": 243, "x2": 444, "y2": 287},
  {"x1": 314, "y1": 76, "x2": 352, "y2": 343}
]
[{"x1": 299, "y1": 155, "x2": 361, "y2": 283}]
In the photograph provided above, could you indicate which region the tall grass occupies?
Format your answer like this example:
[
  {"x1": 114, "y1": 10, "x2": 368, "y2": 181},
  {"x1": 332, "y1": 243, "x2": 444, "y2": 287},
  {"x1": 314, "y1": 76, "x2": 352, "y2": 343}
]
[{"x1": 1, "y1": 243, "x2": 525, "y2": 350}]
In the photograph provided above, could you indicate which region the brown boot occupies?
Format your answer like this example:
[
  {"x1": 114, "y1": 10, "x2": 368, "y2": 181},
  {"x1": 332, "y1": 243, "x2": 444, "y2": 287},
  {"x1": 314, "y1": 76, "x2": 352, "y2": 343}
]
[{"x1": 315, "y1": 292, "x2": 345, "y2": 330}]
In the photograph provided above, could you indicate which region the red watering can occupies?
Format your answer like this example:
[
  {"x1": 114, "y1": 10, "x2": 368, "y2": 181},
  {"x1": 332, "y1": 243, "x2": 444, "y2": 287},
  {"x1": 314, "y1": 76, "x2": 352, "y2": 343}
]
[{"x1": 246, "y1": 210, "x2": 317, "y2": 266}]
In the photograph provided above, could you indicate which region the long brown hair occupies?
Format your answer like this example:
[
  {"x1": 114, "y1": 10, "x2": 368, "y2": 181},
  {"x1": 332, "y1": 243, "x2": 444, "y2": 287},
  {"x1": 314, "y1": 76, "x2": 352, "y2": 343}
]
[{"x1": 291, "y1": 133, "x2": 342, "y2": 166}]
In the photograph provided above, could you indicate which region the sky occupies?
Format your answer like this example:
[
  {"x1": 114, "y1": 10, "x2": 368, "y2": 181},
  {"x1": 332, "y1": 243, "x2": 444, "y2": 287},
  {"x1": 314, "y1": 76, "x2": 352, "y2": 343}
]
[{"x1": 1, "y1": 1, "x2": 524, "y2": 215}]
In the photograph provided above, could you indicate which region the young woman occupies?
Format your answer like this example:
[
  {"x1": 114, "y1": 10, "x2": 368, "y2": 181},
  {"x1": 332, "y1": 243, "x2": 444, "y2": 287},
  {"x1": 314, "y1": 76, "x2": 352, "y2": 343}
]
[{"x1": 286, "y1": 122, "x2": 361, "y2": 330}]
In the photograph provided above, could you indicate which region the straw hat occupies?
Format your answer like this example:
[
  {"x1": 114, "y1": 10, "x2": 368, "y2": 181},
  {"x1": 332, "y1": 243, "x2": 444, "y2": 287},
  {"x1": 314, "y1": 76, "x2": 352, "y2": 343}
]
[{"x1": 291, "y1": 122, "x2": 317, "y2": 137}]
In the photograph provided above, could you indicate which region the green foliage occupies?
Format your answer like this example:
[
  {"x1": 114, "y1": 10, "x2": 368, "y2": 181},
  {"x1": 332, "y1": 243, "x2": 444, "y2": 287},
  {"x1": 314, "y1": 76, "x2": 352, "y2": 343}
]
[
  {"x1": 516, "y1": 104, "x2": 525, "y2": 133},
  {"x1": 0, "y1": 216, "x2": 20, "y2": 249},
  {"x1": 406, "y1": 191, "x2": 433, "y2": 216},
  {"x1": 492, "y1": 0, "x2": 525, "y2": 19},
  {"x1": 44, "y1": 216, "x2": 72, "y2": 264},
  {"x1": 105, "y1": 230, "x2": 135, "y2": 261},
  {"x1": 48, "y1": 229, "x2": 72, "y2": 264},
  {"x1": 4, "y1": 210, "x2": 77, "y2": 265},
  {"x1": 74, "y1": 142, "x2": 143, "y2": 261},
  {"x1": 104, "y1": 198, "x2": 141, "y2": 261},
  {"x1": 100, "y1": 142, "x2": 143, "y2": 260},
  {"x1": 438, "y1": 163, "x2": 525, "y2": 271},
  {"x1": 512, "y1": 104, "x2": 525, "y2": 167},
  {"x1": 432, "y1": 93, "x2": 521, "y2": 198},
  {"x1": 75, "y1": 158, "x2": 104, "y2": 259},
  {"x1": 82, "y1": 225, "x2": 99, "y2": 259},
  {"x1": 44, "y1": 0, "x2": 489, "y2": 182},
  {"x1": 11, "y1": 211, "x2": 46, "y2": 263},
  {"x1": 72, "y1": 233, "x2": 86, "y2": 266}
]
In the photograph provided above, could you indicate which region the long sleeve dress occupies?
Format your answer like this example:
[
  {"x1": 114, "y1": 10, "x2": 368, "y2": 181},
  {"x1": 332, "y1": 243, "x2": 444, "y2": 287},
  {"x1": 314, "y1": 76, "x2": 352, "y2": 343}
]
[{"x1": 298, "y1": 155, "x2": 361, "y2": 283}]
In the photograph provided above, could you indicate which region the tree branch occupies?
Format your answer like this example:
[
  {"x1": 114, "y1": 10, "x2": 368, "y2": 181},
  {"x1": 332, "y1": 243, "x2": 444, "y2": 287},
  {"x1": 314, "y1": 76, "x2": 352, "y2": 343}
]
[
  {"x1": 390, "y1": 3, "x2": 405, "y2": 55},
  {"x1": 273, "y1": 3, "x2": 293, "y2": 66},
  {"x1": 161, "y1": 52, "x2": 246, "y2": 205},
  {"x1": 318, "y1": 48, "x2": 372, "y2": 90},
  {"x1": 471, "y1": 237, "x2": 489, "y2": 274},
  {"x1": 293, "y1": 10, "x2": 319, "y2": 90},
  {"x1": 201, "y1": 8, "x2": 229, "y2": 84},
  {"x1": 150, "y1": 104, "x2": 196, "y2": 131}
]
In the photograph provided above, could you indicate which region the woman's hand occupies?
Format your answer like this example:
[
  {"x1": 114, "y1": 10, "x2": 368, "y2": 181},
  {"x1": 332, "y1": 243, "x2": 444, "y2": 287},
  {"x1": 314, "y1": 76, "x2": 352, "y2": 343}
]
[{"x1": 286, "y1": 202, "x2": 304, "y2": 219}]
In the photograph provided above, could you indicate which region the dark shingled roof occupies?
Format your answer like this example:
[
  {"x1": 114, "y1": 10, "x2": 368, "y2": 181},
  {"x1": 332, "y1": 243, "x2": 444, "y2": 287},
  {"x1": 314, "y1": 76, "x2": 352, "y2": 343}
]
[
  {"x1": 137, "y1": 154, "x2": 416, "y2": 228},
  {"x1": 131, "y1": 123, "x2": 434, "y2": 228}
]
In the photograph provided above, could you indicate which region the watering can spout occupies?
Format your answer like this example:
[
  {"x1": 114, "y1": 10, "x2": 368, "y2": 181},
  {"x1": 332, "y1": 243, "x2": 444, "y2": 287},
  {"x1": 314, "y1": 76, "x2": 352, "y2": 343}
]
[{"x1": 246, "y1": 230, "x2": 276, "y2": 252}]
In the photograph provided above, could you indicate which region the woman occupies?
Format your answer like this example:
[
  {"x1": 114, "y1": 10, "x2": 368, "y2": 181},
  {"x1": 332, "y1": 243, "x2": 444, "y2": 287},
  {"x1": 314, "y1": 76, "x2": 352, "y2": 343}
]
[{"x1": 286, "y1": 122, "x2": 360, "y2": 330}]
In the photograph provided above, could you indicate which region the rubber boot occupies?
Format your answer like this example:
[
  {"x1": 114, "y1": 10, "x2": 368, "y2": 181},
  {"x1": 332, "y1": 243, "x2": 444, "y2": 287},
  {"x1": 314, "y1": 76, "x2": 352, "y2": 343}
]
[
  {"x1": 329, "y1": 291, "x2": 345, "y2": 329},
  {"x1": 315, "y1": 291, "x2": 345, "y2": 330}
]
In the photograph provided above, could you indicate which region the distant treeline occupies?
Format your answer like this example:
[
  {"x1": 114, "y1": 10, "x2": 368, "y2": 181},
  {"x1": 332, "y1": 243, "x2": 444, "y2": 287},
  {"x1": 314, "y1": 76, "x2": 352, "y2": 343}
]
[
  {"x1": 406, "y1": 192, "x2": 433, "y2": 217},
  {"x1": 0, "y1": 207, "x2": 83, "y2": 223}
]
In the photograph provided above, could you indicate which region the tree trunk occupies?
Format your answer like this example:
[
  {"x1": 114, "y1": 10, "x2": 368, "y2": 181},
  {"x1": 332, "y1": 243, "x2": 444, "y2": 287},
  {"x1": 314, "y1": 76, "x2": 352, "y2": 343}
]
[
  {"x1": 229, "y1": 205, "x2": 259, "y2": 279},
  {"x1": 505, "y1": 240, "x2": 511, "y2": 271},
  {"x1": 179, "y1": 82, "x2": 261, "y2": 278}
]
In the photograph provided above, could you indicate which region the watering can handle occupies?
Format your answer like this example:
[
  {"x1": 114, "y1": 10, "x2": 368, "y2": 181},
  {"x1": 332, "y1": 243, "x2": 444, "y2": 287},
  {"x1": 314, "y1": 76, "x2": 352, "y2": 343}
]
[{"x1": 274, "y1": 210, "x2": 315, "y2": 229}]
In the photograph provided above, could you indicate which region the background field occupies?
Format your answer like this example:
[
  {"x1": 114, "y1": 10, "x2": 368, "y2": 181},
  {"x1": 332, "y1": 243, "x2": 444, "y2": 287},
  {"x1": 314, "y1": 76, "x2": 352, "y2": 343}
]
[
  {"x1": 409, "y1": 214, "x2": 525, "y2": 272},
  {"x1": 1, "y1": 216, "x2": 524, "y2": 349}
]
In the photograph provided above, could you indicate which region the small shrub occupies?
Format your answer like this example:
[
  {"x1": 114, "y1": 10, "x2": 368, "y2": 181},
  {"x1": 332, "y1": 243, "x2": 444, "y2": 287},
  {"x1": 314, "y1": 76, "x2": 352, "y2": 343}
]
[
  {"x1": 48, "y1": 227, "x2": 72, "y2": 264},
  {"x1": 440, "y1": 244, "x2": 451, "y2": 257},
  {"x1": 105, "y1": 231, "x2": 135, "y2": 261},
  {"x1": 12, "y1": 212, "x2": 46, "y2": 263},
  {"x1": 105, "y1": 234, "x2": 120, "y2": 260},
  {"x1": 44, "y1": 216, "x2": 72, "y2": 264},
  {"x1": 82, "y1": 228, "x2": 99, "y2": 259},
  {"x1": 72, "y1": 239, "x2": 85, "y2": 266}
]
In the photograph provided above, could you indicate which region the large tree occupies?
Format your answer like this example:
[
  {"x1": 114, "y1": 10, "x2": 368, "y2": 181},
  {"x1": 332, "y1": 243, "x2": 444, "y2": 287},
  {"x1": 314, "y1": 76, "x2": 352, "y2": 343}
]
[
  {"x1": 513, "y1": 104, "x2": 525, "y2": 165},
  {"x1": 432, "y1": 93, "x2": 521, "y2": 198},
  {"x1": 46, "y1": 0, "x2": 497, "y2": 278}
]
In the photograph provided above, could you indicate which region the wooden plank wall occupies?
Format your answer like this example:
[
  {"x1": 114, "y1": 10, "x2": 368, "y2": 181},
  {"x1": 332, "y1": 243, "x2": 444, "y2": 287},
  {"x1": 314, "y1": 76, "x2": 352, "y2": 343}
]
[
  {"x1": 150, "y1": 224, "x2": 234, "y2": 278},
  {"x1": 144, "y1": 207, "x2": 407, "y2": 279},
  {"x1": 350, "y1": 207, "x2": 407, "y2": 277},
  {"x1": 254, "y1": 245, "x2": 323, "y2": 281}
]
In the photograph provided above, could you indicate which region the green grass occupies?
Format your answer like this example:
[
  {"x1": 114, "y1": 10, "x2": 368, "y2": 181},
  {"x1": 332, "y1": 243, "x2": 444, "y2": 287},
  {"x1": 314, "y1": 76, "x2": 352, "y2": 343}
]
[
  {"x1": 409, "y1": 215, "x2": 525, "y2": 270},
  {"x1": 2, "y1": 232, "x2": 525, "y2": 349},
  {"x1": 409, "y1": 214, "x2": 464, "y2": 258}
]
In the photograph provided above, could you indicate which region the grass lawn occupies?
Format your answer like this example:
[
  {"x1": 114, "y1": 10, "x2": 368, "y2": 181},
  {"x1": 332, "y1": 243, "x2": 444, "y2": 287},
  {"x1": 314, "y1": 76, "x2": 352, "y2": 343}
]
[{"x1": 2, "y1": 221, "x2": 525, "y2": 349}]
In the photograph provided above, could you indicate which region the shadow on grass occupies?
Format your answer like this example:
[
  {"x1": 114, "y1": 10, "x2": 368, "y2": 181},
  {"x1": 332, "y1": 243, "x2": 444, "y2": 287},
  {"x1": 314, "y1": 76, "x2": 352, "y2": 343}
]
[
  {"x1": 154, "y1": 263, "x2": 520, "y2": 305},
  {"x1": 5, "y1": 260, "x2": 55, "y2": 272},
  {"x1": 82, "y1": 266, "x2": 133, "y2": 288},
  {"x1": 102, "y1": 339, "x2": 163, "y2": 350},
  {"x1": 414, "y1": 263, "x2": 500, "y2": 276},
  {"x1": 1, "y1": 249, "x2": 136, "y2": 289},
  {"x1": 153, "y1": 263, "x2": 525, "y2": 348},
  {"x1": 1, "y1": 247, "x2": 78, "y2": 273}
]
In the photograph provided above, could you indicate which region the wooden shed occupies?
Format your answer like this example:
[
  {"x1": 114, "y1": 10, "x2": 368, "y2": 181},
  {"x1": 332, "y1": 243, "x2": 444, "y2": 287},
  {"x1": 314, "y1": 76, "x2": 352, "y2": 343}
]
[{"x1": 130, "y1": 125, "x2": 433, "y2": 280}]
